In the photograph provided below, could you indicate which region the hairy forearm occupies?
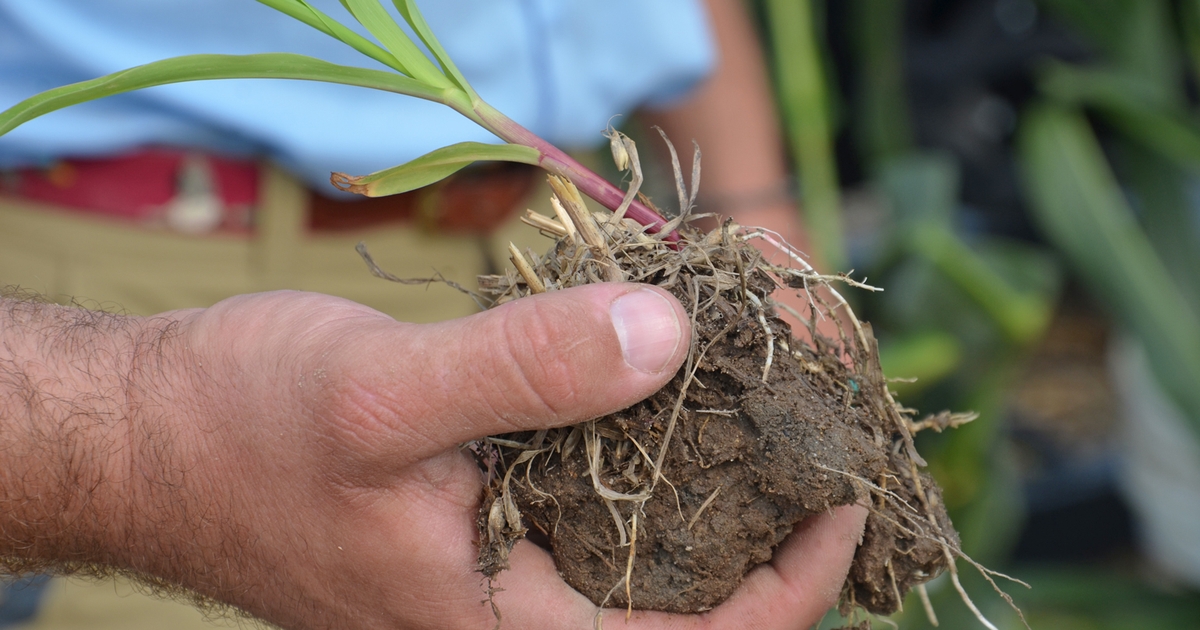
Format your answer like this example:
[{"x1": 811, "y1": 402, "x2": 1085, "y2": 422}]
[{"x1": 0, "y1": 296, "x2": 189, "y2": 576}]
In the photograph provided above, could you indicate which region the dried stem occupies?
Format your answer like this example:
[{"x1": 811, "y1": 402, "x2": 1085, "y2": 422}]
[{"x1": 508, "y1": 243, "x2": 545, "y2": 294}]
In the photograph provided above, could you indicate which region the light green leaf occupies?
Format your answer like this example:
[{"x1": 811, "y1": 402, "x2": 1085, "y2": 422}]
[
  {"x1": 330, "y1": 142, "x2": 540, "y2": 197},
  {"x1": 877, "y1": 331, "x2": 963, "y2": 397},
  {"x1": 910, "y1": 224, "x2": 1052, "y2": 345},
  {"x1": 1038, "y1": 61, "x2": 1200, "y2": 165},
  {"x1": 0, "y1": 54, "x2": 445, "y2": 138},
  {"x1": 1020, "y1": 103, "x2": 1200, "y2": 435},
  {"x1": 255, "y1": 0, "x2": 401, "y2": 73},
  {"x1": 393, "y1": 0, "x2": 476, "y2": 99},
  {"x1": 763, "y1": 0, "x2": 846, "y2": 272},
  {"x1": 339, "y1": 0, "x2": 447, "y2": 87}
]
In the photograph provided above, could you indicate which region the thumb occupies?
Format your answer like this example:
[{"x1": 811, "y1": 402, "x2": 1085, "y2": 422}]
[{"x1": 329, "y1": 283, "x2": 690, "y2": 455}]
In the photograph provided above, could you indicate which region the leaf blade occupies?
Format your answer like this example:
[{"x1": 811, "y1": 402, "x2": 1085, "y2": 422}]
[
  {"x1": 331, "y1": 142, "x2": 540, "y2": 196},
  {"x1": 339, "y1": 0, "x2": 447, "y2": 87},
  {"x1": 255, "y1": 0, "x2": 402, "y2": 73},
  {"x1": 0, "y1": 53, "x2": 446, "y2": 138},
  {"x1": 392, "y1": 0, "x2": 477, "y2": 99},
  {"x1": 1020, "y1": 102, "x2": 1200, "y2": 434}
]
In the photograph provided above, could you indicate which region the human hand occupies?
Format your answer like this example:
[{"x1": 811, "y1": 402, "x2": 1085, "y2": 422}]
[{"x1": 1, "y1": 285, "x2": 864, "y2": 629}]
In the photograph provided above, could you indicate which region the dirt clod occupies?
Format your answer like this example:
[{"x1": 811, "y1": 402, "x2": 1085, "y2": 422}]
[{"x1": 469, "y1": 179, "x2": 959, "y2": 620}]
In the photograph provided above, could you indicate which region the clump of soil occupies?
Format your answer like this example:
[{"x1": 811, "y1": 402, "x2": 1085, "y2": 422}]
[{"x1": 465, "y1": 174, "x2": 965, "y2": 621}]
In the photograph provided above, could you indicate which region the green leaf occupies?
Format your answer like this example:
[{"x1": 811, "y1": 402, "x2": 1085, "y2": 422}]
[
  {"x1": 1040, "y1": 0, "x2": 1182, "y2": 106},
  {"x1": 392, "y1": 0, "x2": 477, "y2": 99},
  {"x1": 850, "y1": 0, "x2": 914, "y2": 166},
  {"x1": 1038, "y1": 62, "x2": 1200, "y2": 165},
  {"x1": 1114, "y1": 141, "x2": 1200, "y2": 312},
  {"x1": 763, "y1": 0, "x2": 846, "y2": 272},
  {"x1": 910, "y1": 224, "x2": 1053, "y2": 345},
  {"x1": 255, "y1": 0, "x2": 402, "y2": 73},
  {"x1": 330, "y1": 142, "x2": 540, "y2": 196},
  {"x1": 1020, "y1": 102, "x2": 1200, "y2": 436},
  {"x1": 879, "y1": 152, "x2": 1054, "y2": 344},
  {"x1": 0, "y1": 54, "x2": 446, "y2": 139},
  {"x1": 338, "y1": 0, "x2": 447, "y2": 87},
  {"x1": 877, "y1": 330, "x2": 963, "y2": 396}
]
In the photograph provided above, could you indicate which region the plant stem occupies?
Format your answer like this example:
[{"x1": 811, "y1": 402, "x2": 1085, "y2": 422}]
[
  {"x1": 473, "y1": 101, "x2": 678, "y2": 241},
  {"x1": 852, "y1": 0, "x2": 913, "y2": 168},
  {"x1": 764, "y1": 0, "x2": 846, "y2": 271}
]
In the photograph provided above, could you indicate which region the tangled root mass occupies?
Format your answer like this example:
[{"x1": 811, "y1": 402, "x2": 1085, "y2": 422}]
[{"x1": 467, "y1": 178, "x2": 963, "y2": 620}]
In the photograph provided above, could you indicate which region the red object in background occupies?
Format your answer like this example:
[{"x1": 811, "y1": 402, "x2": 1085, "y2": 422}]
[
  {"x1": 0, "y1": 147, "x2": 537, "y2": 235},
  {"x1": 1, "y1": 148, "x2": 258, "y2": 226}
]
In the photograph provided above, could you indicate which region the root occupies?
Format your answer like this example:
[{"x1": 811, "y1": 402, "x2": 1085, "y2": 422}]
[
  {"x1": 460, "y1": 130, "x2": 1010, "y2": 628},
  {"x1": 948, "y1": 562, "x2": 998, "y2": 630},
  {"x1": 916, "y1": 583, "x2": 937, "y2": 626},
  {"x1": 909, "y1": 410, "x2": 979, "y2": 434},
  {"x1": 624, "y1": 510, "x2": 638, "y2": 619},
  {"x1": 686, "y1": 485, "x2": 723, "y2": 531},
  {"x1": 745, "y1": 292, "x2": 775, "y2": 382},
  {"x1": 738, "y1": 227, "x2": 877, "y2": 352}
]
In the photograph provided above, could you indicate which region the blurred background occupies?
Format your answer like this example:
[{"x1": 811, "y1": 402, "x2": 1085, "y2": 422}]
[
  {"x1": 1, "y1": 1, "x2": 1198, "y2": 628},
  {"x1": 699, "y1": 0, "x2": 1200, "y2": 627}
]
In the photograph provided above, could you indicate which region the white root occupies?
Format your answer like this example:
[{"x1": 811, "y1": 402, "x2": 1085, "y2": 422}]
[
  {"x1": 686, "y1": 485, "x2": 723, "y2": 530},
  {"x1": 887, "y1": 562, "x2": 904, "y2": 613},
  {"x1": 745, "y1": 292, "x2": 774, "y2": 382},
  {"x1": 604, "y1": 498, "x2": 628, "y2": 547},
  {"x1": 949, "y1": 560, "x2": 999, "y2": 630},
  {"x1": 917, "y1": 583, "x2": 939, "y2": 626},
  {"x1": 585, "y1": 425, "x2": 650, "y2": 503},
  {"x1": 739, "y1": 227, "x2": 874, "y2": 353},
  {"x1": 624, "y1": 510, "x2": 638, "y2": 619}
]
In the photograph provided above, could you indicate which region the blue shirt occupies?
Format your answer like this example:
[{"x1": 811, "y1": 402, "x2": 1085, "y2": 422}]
[{"x1": 0, "y1": 0, "x2": 713, "y2": 189}]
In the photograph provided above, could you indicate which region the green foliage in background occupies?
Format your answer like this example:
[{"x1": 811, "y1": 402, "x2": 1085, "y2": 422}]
[
  {"x1": 763, "y1": 0, "x2": 846, "y2": 271},
  {"x1": 761, "y1": 0, "x2": 1200, "y2": 627},
  {"x1": 0, "y1": 0, "x2": 670, "y2": 232},
  {"x1": 1023, "y1": 0, "x2": 1200, "y2": 437}
]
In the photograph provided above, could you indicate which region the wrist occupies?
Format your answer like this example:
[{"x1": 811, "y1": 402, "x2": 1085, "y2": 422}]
[{"x1": 0, "y1": 298, "x2": 194, "y2": 576}]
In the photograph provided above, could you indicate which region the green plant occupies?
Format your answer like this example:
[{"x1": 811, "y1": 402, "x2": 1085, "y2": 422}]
[
  {"x1": 1020, "y1": 0, "x2": 1200, "y2": 438},
  {"x1": 762, "y1": 0, "x2": 846, "y2": 271},
  {"x1": 0, "y1": 0, "x2": 676, "y2": 238}
]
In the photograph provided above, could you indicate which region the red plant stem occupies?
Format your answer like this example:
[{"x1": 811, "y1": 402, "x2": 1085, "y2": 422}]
[{"x1": 475, "y1": 102, "x2": 679, "y2": 242}]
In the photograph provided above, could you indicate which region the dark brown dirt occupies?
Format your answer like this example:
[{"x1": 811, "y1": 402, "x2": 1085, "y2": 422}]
[
  {"x1": 513, "y1": 274, "x2": 885, "y2": 612},
  {"x1": 469, "y1": 199, "x2": 959, "y2": 620}
]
